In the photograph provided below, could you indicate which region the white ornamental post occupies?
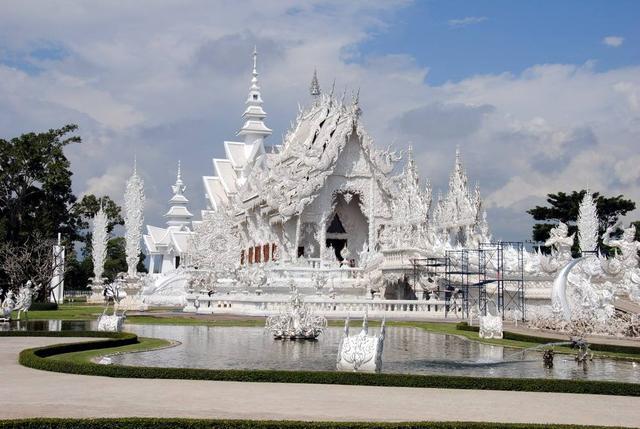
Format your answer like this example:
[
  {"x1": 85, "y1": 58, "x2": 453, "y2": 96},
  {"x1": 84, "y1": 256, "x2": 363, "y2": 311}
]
[{"x1": 124, "y1": 163, "x2": 145, "y2": 278}]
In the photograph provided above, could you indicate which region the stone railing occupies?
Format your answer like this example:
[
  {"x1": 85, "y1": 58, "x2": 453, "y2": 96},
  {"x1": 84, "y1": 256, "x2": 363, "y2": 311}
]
[{"x1": 184, "y1": 294, "x2": 462, "y2": 320}]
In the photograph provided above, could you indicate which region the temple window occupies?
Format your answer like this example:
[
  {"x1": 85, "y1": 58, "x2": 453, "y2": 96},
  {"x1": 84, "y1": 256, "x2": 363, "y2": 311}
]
[{"x1": 175, "y1": 256, "x2": 181, "y2": 268}]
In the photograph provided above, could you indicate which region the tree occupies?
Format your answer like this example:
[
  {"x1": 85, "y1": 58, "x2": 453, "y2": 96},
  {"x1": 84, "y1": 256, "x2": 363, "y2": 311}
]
[
  {"x1": 0, "y1": 234, "x2": 65, "y2": 301},
  {"x1": 0, "y1": 125, "x2": 81, "y2": 245},
  {"x1": 527, "y1": 190, "x2": 636, "y2": 255},
  {"x1": 0, "y1": 125, "x2": 82, "y2": 295}
]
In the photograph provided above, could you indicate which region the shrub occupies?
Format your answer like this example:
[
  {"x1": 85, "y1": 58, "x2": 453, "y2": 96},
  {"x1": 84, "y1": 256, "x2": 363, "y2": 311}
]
[
  {"x1": 27, "y1": 302, "x2": 58, "y2": 311},
  {"x1": 0, "y1": 418, "x2": 604, "y2": 429}
]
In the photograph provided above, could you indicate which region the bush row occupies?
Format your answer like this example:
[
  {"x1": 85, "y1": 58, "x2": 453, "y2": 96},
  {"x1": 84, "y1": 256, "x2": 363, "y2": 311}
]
[
  {"x1": 0, "y1": 418, "x2": 611, "y2": 429},
  {"x1": 15, "y1": 331, "x2": 640, "y2": 397},
  {"x1": 454, "y1": 322, "x2": 640, "y2": 356},
  {"x1": 27, "y1": 302, "x2": 59, "y2": 311}
]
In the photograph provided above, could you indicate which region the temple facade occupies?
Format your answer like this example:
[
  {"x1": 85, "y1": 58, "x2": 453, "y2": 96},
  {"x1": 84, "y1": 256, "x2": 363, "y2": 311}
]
[{"x1": 142, "y1": 50, "x2": 489, "y2": 303}]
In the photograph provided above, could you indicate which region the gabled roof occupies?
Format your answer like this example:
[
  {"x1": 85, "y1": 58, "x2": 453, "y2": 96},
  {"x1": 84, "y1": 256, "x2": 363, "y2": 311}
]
[
  {"x1": 224, "y1": 141, "x2": 248, "y2": 168},
  {"x1": 203, "y1": 176, "x2": 229, "y2": 210},
  {"x1": 212, "y1": 158, "x2": 238, "y2": 194},
  {"x1": 235, "y1": 94, "x2": 398, "y2": 220}
]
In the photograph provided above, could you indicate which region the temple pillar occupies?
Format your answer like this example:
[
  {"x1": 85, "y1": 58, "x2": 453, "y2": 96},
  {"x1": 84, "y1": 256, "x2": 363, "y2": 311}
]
[
  {"x1": 368, "y1": 177, "x2": 376, "y2": 250},
  {"x1": 319, "y1": 213, "x2": 327, "y2": 267},
  {"x1": 293, "y1": 215, "x2": 302, "y2": 260},
  {"x1": 148, "y1": 254, "x2": 155, "y2": 274}
]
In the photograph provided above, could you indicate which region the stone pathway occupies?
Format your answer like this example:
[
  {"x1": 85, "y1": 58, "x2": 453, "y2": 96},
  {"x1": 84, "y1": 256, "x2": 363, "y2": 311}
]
[{"x1": 1, "y1": 337, "x2": 640, "y2": 427}]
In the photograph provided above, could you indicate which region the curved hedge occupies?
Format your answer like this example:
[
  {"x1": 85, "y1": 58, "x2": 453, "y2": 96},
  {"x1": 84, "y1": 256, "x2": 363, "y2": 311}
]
[
  {"x1": 0, "y1": 418, "x2": 607, "y2": 429},
  {"x1": 11, "y1": 330, "x2": 640, "y2": 397}
]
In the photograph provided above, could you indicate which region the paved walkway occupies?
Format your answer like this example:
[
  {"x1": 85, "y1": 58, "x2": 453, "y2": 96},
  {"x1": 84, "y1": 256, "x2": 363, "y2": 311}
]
[{"x1": 1, "y1": 337, "x2": 640, "y2": 427}]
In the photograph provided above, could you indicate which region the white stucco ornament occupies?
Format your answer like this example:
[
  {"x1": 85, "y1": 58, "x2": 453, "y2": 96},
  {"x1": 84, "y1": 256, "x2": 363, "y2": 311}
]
[{"x1": 337, "y1": 313, "x2": 385, "y2": 373}]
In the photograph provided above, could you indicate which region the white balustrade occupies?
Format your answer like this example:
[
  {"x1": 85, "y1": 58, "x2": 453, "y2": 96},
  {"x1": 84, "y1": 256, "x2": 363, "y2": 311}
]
[{"x1": 184, "y1": 293, "x2": 461, "y2": 320}]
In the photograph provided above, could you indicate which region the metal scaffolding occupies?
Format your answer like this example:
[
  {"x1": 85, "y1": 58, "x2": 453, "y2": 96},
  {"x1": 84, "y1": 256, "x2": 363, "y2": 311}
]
[{"x1": 444, "y1": 241, "x2": 525, "y2": 321}]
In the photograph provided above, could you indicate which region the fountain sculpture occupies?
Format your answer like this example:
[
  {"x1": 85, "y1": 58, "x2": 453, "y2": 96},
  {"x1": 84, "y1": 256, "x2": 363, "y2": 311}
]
[
  {"x1": 478, "y1": 301, "x2": 503, "y2": 339},
  {"x1": 265, "y1": 283, "x2": 327, "y2": 339},
  {"x1": 336, "y1": 313, "x2": 385, "y2": 373},
  {"x1": 97, "y1": 282, "x2": 127, "y2": 332}
]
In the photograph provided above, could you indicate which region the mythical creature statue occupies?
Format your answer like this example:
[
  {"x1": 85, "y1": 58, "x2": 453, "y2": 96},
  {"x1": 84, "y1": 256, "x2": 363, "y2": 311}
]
[
  {"x1": 6, "y1": 280, "x2": 41, "y2": 321},
  {"x1": 1, "y1": 290, "x2": 15, "y2": 321},
  {"x1": 540, "y1": 222, "x2": 575, "y2": 274},
  {"x1": 603, "y1": 224, "x2": 640, "y2": 302}
]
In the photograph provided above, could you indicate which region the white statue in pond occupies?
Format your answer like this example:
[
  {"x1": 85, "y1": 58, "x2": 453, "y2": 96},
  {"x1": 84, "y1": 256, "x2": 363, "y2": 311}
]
[
  {"x1": 479, "y1": 302, "x2": 503, "y2": 339},
  {"x1": 336, "y1": 313, "x2": 385, "y2": 373},
  {"x1": 97, "y1": 282, "x2": 127, "y2": 332}
]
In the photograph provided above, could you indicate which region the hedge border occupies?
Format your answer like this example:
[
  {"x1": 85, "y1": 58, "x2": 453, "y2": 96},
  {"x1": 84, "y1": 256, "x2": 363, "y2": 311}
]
[
  {"x1": 455, "y1": 322, "x2": 640, "y2": 356},
  {"x1": 0, "y1": 418, "x2": 613, "y2": 429},
  {"x1": 7, "y1": 331, "x2": 640, "y2": 397}
]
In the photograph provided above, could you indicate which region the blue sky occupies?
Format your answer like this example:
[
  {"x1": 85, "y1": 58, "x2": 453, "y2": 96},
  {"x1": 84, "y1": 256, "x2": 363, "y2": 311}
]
[
  {"x1": 0, "y1": 0, "x2": 639, "y2": 242},
  {"x1": 358, "y1": 0, "x2": 639, "y2": 84}
]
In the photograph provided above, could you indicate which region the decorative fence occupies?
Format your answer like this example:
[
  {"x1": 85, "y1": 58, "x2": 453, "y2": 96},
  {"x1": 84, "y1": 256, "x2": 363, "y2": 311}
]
[{"x1": 184, "y1": 294, "x2": 463, "y2": 320}]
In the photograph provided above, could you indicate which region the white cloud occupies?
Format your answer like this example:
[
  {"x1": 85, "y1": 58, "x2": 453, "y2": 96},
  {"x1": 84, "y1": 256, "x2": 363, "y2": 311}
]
[
  {"x1": 448, "y1": 16, "x2": 487, "y2": 28},
  {"x1": 603, "y1": 36, "x2": 624, "y2": 47},
  {"x1": 0, "y1": 2, "x2": 638, "y2": 242}
]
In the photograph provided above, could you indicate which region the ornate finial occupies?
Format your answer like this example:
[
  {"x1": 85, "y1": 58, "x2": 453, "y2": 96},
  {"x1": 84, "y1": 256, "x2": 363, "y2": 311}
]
[
  {"x1": 352, "y1": 88, "x2": 361, "y2": 117},
  {"x1": 310, "y1": 68, "x2": 321, "y2": 97},
  {"x1": 329, "y1": 79, "x2": 336, "y2": 98},
  {"x1": 177, "y1": 160, "x2": 182, "y2": 181},
  {"x1": 133, "y1": 154, "x2": 137, "y2": 175},
  {"x1": 252, "y1": 45, "x2": 258, "y2": 76}
]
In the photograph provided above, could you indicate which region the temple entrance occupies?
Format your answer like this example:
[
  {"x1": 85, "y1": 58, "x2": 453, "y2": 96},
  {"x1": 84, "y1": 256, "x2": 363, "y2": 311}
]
[{"x1": 326, "y1": 238, "x2": 347, "y2": 261}]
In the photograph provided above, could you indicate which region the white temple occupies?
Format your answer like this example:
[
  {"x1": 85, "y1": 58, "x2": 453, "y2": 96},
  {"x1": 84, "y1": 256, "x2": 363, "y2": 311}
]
[
  {"x1": 140, "y1": 50, "x2": 639, "y2": 332},
  {"x1": 141, "y1": 49, "x2": 488, "y2": 305}
]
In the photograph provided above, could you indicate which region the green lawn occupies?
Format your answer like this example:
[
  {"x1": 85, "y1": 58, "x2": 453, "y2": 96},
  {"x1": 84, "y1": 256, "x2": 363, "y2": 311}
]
[{"x1": 49, "y1": 336, "x2": 172, "y2": 364}]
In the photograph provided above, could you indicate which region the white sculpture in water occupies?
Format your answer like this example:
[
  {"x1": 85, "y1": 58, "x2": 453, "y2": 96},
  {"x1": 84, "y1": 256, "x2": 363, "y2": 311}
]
[
  {"x1": 479, "y1": 302, "x2": 503, "y2": 339},
  {"x1": 97, "y1": 282, "x2": 127, "y2": 332},
  {"x1": 336, "y1": 313, "x2": 385, "y2": 373},
  {"x1": 265, "y1": 283, "x2": 327, "y2": 339},
  {"x1": 124, "y1": 161, "x2": 145, "y2": 278}
]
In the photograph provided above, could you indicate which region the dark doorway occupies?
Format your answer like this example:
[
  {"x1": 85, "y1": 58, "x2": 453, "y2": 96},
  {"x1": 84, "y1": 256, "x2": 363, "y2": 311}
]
[{"x1": 326, "y1": 239, "x2": 347, "y2": 261}]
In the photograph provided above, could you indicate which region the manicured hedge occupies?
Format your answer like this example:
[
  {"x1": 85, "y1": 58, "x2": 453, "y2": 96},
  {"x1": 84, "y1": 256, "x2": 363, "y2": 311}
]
[
  {"x1": 13, "y1": 331, "x2": 640, "y2": 397},
  {"x1": 0, "y1": 418, "x2": 613, "y2": 429},
  {"x1": 455, "y1": 322, "x2": 479, "y2": 332},
  {"x1": 28, "y1": 302, "x2": 58, "y2": 311}
]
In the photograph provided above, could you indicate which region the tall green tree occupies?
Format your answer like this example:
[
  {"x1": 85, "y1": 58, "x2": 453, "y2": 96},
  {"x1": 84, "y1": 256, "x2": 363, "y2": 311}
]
[
  {"x1": 0, "y1": 125, "x2": 81, "y2": 244},
  {"x1": 527, "y1": 190, "x2": 636, "y2": 255}
]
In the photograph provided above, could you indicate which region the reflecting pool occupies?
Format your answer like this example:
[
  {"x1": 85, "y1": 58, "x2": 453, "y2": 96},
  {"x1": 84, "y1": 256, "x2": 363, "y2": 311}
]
[{"x1": 7, "y1": 320, "x2": 639, "y2": 383}]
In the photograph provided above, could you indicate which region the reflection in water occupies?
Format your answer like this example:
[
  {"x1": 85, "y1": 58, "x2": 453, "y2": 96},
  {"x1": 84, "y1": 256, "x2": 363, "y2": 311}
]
[{"x1": 9, "y1": 321, "x2": 640, "y2": 383}]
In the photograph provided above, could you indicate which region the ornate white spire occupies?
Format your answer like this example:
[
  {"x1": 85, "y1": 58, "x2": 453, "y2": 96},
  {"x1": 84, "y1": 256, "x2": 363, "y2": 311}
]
[
  {"x1": 165, "y1": 160, "x2": 193, "y2": 229},
  {"x1": 237, "y1": 46, "x2": 272, "y2": 145},
  {"x1": 124, "y1": 161, "x2": 145, "y2": 277},
  {"x1": 578, "y1": 189, "x2": 599, "y2": 253},
  {"x1": 310, "y1": 69, "x2": 321, "y2": 97},
  {"x1": 91, "y1": 206, "x2": 108, "y2": 284}
]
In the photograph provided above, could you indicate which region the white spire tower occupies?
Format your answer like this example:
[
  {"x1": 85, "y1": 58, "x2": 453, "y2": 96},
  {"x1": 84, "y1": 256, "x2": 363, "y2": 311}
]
[
  {"x1": 237, "y1": 47, "x2": 272, "y2": 154},
  {"x1": 165, "y1": 161, "x2": 193, "y2": 229}
]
